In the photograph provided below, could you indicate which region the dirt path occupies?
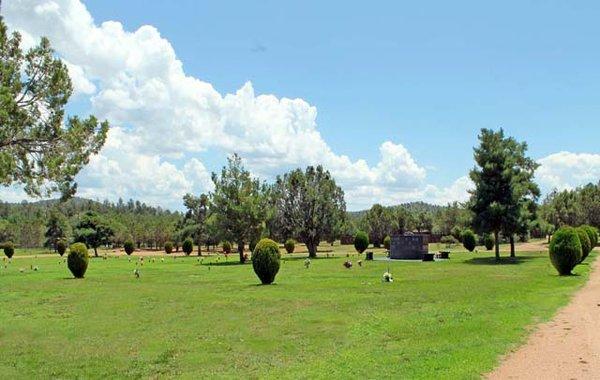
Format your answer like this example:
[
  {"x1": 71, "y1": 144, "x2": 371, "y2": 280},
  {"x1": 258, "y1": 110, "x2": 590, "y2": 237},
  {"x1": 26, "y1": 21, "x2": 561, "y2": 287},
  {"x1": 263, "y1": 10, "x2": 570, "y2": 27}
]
[{"x1": 488, "y1": 251, "x2": 600, "y2": 379}]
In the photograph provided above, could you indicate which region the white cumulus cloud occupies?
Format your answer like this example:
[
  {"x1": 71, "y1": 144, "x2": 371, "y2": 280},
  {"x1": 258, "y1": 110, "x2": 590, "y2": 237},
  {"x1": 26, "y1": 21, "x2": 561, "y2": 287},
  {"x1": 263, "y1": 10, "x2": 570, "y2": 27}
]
[{"x1": 1, "y1": 0, "x2": 478, "y2": 209}]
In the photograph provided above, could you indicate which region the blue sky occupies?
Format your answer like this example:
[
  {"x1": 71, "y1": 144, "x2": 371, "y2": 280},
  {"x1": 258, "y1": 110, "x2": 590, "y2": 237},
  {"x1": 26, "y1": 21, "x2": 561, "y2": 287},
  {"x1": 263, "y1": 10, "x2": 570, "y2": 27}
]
[
  {"x1": 3, "y1": 1, "x2": 600, "y2": 210},
  {"x1": 84, "y1": 0, "x2": 600, "y2": 170}
]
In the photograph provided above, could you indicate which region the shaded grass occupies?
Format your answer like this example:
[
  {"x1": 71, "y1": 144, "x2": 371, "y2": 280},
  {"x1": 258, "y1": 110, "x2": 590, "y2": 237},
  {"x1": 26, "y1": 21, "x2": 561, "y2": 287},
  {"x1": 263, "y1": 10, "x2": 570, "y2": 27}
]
[{"x1": 0, "y1": 246, "x2": 595, "y2": 379}]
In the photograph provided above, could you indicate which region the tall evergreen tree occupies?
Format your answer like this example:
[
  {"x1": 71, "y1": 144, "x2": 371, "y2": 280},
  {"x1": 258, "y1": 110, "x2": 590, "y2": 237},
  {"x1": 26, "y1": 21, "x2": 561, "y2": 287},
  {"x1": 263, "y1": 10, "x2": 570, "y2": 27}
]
[
  {"x1": 0, "y1": 19, "x2": 108, "y2": 198},
  {"x1": 469, "y1": 129, "x2": 538, "y2": 260}
]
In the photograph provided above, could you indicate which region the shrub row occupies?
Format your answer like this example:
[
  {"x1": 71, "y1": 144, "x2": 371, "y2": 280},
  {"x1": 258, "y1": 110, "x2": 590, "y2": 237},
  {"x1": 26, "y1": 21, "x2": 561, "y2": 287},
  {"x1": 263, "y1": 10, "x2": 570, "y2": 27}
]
[{"x1": 549, "y1": 225, "x2": 598, "y2": 275}]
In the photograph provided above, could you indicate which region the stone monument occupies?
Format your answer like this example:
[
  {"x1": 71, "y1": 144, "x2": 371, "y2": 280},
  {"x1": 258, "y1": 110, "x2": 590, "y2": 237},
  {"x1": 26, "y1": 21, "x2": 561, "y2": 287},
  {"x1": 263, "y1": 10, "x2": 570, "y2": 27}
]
[{"x1": 390, "y1": 234, "x2": 428, "y2": 260}]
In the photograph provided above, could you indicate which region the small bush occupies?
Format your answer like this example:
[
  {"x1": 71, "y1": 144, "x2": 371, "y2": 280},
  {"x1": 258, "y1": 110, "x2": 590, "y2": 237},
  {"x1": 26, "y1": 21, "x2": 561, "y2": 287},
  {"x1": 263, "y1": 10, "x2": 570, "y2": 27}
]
[
  {"x1": 461, "y1": 229, "x2": 477, "y2": 252},
  {"x1": 3, "y1": 241, "x2": 14, "y2": 259},
  {"x1": 252, "y1": 238, "x2": 281, "y2": 284},
  {"x1": 164, "y1": 241, "x2": 173, "y2": 254},
  {"x1": 549, "y1": 227, "x2": 582, "y2": 275},
  {"x1": 383, "y1": 236, "x2": 391, "y2": 251},
  {"x1": 354, "y1": 231, "x2": 369, "y2": 254},
  {"x1": 124, "y1": 240, "x2": 135, "y2": 256},
  {"x1": 284, "y1": 238, "x2": 296, "y2": 254},
  {"x1": 581, "y1": 225, "x2": 598, "y2": 250},
  {"x1": 182, "y1": 239, "x2": 193, "y2": 255},
  {"x1": 57, "y1": 240, "x2": 67, "y2": 256},
  {"x1": 222, "y1": 241, "x2": 232, "y2": 254},
  {"x1": 68, "y1": 242, "x2": 89, "y2": 278},
  {"x1": 483, "y1": 234, "x2": 494, "y2": 251},
  {"x1": 576, "y1": 227, "x2": 592, "y2": 263}
]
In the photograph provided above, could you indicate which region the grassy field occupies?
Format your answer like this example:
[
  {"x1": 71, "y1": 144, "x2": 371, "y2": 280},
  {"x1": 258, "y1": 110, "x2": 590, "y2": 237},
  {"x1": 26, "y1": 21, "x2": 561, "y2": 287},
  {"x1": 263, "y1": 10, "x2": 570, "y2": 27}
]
[{"x1": 0, "y1": 243, "x2": 595, "y2": 379}]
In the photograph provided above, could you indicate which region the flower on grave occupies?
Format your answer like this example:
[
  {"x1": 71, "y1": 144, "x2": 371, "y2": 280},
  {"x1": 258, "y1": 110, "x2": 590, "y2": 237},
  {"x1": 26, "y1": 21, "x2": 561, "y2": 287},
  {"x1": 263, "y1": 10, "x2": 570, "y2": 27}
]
[
  {"x1": 133, "y1": 268, "x2": 140, "y2": 278},
  {"x1": 161, "y1": 258, "x2": 165, "y2": 262},
  {"x1": 304, "y1": 258, "x2": 311, "y2": 268},
  {"x1": 358, "y1": 260, "x2": 363, "y2": 267},
  {"x1": 382, "y1": 271, "x2": 393, "y2": 282},
  {"x1": 343, "y1": 261, "x2": 352, "y2": 269}
]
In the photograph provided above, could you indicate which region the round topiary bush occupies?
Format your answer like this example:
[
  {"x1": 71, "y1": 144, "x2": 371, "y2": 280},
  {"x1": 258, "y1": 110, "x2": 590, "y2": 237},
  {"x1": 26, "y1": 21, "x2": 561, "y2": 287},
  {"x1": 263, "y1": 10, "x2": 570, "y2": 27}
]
[
  {"x1": 222, "y1": 241, "x2": 232, "y2": 254},
  {"x1": 68, "y1": 242, "x2": 89, "y2": 278},
  {"x1": 549, "y1": 227, "x2": 582, "y2": 275},
  {"x1": 164, "y1": 241, "x2": 173, "y2": 254},
  {"x1": 383, "y1": 235, "x2": 391, "y2": 251},
  {"x1": 461, "y1": 229, "x2": 477, "y2": 252},
  {"x1": 284, "y1": 238, "x2": 296, "y2": 254},
  {"x1": 57, "y1": 240, "x2": 67, "y2": 256},
  {"x1": 354, "y1": 231, "x2": 369, "y2": 254},
  {"x1": 124, "y1": 240, "x2": 135, "y2": 256},
  {"x1": 252, "y1": 238, "x2": 281, "y2": 285},
  {"x1": 3, "y1": 241, "x2": 15, "y2": 259},
  {"x1": 582, "y1": 225, "x2": 598, "y2": 251},
  {"x1": 576, "y1": 227, "x2": 592, "y2": 263},
  {"x1": 483, "y1": 234, "x2": 494, "y2": 251},
  {"x1": 182, "y1": 238, "x2": 193, "y2": 256}
]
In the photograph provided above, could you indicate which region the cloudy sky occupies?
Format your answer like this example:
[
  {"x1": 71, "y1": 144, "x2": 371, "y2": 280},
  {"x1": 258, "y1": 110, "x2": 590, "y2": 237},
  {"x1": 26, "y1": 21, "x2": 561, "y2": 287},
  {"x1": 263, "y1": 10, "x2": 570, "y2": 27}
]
[{"x1": 2, "y1": 0, "x2": 599, "y2": 210}]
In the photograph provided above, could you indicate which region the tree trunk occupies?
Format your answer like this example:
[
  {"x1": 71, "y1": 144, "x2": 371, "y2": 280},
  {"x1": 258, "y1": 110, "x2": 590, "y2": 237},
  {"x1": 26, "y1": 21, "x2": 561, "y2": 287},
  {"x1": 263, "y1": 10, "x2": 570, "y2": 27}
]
[
  {"x1": 197, "y1": 243, "x2": 202, "y2": 256},
  {"x1": 238, "y1": 241, "x2": 245, "y2": 263},
  {"x1": 94, "y1": 246, "x2": 98, "y2": 257},
  {"x1": 307, "y1": 240, "x2": 317, "y2": 258},
  {"x1": 494, "y1": 231, "x2": 500, "y2": 261},
  {"x1": 509, "y1": 235, "x2": 515, "y2": 258}
]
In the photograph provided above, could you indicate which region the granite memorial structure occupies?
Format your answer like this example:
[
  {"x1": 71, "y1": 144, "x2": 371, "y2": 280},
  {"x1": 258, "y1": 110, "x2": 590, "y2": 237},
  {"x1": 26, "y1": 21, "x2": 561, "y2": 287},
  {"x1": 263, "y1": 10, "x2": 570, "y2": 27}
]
[{"x1": 390, "y1": 234, "x2": 429, "y2": 260}]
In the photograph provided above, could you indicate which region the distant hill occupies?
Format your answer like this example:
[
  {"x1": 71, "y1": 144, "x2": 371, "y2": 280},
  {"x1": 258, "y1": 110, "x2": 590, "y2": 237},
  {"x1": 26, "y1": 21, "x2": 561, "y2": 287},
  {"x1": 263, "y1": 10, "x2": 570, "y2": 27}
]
[{"x1": 347, "y1": 201, "x2": 443, "y2": 220}]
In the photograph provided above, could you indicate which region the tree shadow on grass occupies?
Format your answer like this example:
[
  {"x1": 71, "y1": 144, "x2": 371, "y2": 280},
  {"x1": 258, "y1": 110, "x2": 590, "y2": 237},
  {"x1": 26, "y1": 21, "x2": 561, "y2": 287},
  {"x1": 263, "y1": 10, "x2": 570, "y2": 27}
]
[
  {"x1": 282, "y1": 255, "x2": 339, "y2": 262},
  {"x1": 464, "y1": 255, "x2": 538, "y2": 265},
  {"x1": 200, "y1": 261, "x2": 249, "y2": 267}
]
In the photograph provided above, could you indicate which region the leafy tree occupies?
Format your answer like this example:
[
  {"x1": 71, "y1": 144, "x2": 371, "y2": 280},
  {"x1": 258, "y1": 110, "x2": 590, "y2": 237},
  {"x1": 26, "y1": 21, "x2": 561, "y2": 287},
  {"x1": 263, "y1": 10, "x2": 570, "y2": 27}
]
[
  {"x1": 210, "y1": 154, "x2": 266, "y2": 263},
  {"x1": 272, "y1": 165, "x2": 346, "y2": 258},
  {"x1": 43, "y1": 208, "x2": 68, "y2": 251},
  {"x1": 541, "y1": 189, "x2": 584, "y2": 228},
  {"x1": 73, "y1": 211, "x2": 114, "y2": 257},
  {"x1": 500, "y1": 135, "x2": 540, "y2": 257},
  {"x1": 182, "y1": 193, "x2": 209, "y2": 255},
  {"x1": 364, "y1": 204, "x2": 394, "y2": 247},
  {"x1": 0, "y1": 20, "x2": 108, "y2": 198},
  {"x1": 415, "y1": 211, "x2": 433, "y2": 233}
]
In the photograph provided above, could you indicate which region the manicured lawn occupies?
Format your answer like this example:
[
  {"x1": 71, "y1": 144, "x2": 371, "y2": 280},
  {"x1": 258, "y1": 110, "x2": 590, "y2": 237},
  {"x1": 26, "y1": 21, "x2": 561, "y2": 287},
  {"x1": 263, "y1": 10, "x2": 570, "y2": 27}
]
[{"x1": 0, "y1": 245, "x2": 595, "y2": 379}]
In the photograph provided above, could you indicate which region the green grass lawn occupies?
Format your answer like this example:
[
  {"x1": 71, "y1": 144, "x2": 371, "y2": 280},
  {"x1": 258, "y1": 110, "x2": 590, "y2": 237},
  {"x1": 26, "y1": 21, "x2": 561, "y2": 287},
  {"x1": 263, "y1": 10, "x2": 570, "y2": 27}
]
[{"x1": 0, "y1": 245, "x2": 595, "y2": 379}]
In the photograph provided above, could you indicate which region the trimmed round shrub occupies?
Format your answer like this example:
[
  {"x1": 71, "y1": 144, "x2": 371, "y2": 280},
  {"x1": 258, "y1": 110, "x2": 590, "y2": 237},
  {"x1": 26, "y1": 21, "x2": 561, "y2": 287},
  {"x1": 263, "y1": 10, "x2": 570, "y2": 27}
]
[
  {"x1": 284, "y1": 238, "x2": 296, "y2": 254},
  {"x1": 483, "y1": 234, "x2": 494, "y2": 251},
  {"x1": 461, "y1": 229, "x2": 477, "y2": 252},
  {"x1": 3, "y1": 242, "x2": 15, "y2": 259},
  {"x1": 222, "y1": 241, "x2": 232, "y2": 254},
  {"x1": 57, "y1": 240, "x2": 67, "y2": 256},
  {"x1": 549, "y1": 227, "x2": 582, "y2": 275},
  {"x1": 251, "y1": 238, "x2": 281, "y2": 285},
  {"x1": 576, "y1": 227, "x2": 592, "y2": 263},
  {"x1": 68, "y1": 242, "x2": 89, "y2": 278},
  {"x1": 582, "y1": 225, "x2": 598, "y2": 250},
  {"x1": 124, "y1": 240, "x2": 135, "y2": 256},
  {"x1": 383, "y1": 235, "x2": 391, "y2": 251},
  {"x1": 164, "y1": 241, "x2": 173, "y2": 254},
  {"x1": 354, "y1": 231, "x2": 369, "y2": 254},
  {"x1": 182, "y1": 238, "x2": 193, "y2": 255}
]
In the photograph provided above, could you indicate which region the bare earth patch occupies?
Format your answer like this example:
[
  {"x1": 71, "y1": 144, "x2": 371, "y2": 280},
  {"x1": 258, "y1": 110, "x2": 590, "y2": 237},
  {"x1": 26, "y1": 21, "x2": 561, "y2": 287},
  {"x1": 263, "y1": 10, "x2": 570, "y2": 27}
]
[{"x1": 488, "y1": 249, "x2": 600, "y2": 379}]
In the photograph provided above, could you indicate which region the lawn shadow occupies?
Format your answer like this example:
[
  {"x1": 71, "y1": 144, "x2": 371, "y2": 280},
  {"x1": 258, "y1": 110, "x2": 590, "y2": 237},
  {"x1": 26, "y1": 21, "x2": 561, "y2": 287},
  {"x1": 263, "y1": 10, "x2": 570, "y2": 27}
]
[
  {"x1": 464, "y1": 255, "x2": 538, "y2": 265},
  {"x1": 282, "y1": 255, "x2": 339, "y2": 262},
  {"x1": 200, "y1": 261, "x2": 249, "y2": 267}
]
